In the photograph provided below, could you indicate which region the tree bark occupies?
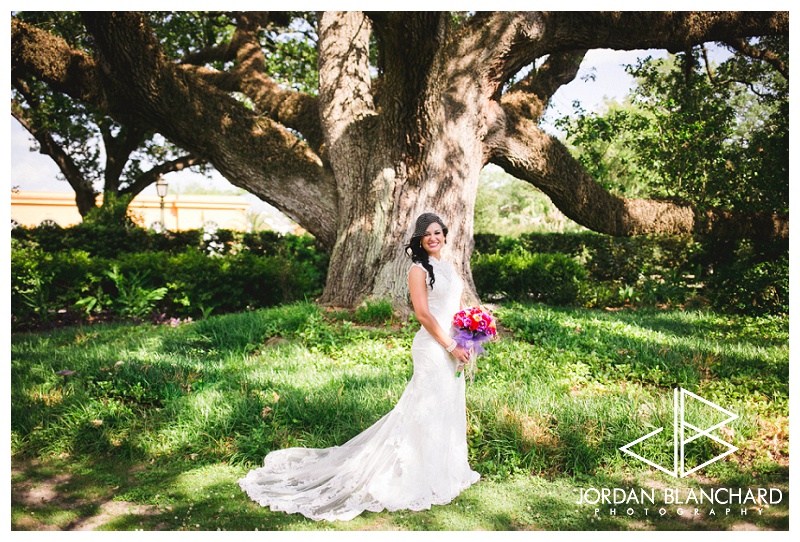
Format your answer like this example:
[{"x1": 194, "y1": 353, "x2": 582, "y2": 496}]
[{"x1": 313, "y1": 12, "x2": 498, "y2": 312}]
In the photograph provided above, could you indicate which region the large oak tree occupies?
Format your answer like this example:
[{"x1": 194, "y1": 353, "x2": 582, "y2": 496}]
[{"x1": 11, "y1": 11, "x2": 789, "y2": 310}]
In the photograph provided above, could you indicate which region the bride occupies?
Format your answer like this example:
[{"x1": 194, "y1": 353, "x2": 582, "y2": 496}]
[{"x1": 238, "y1": 212, "x2": 480, "y2": 521}]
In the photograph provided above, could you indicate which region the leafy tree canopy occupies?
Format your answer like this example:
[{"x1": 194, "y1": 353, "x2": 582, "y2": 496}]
[{"x1": 556, "y1": 37, "x2": 788, "y2": 215}]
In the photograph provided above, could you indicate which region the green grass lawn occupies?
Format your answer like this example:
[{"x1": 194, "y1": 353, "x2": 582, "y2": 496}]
[{"x1": 10, "y1": 302, "x2": 789, "y2": 531}]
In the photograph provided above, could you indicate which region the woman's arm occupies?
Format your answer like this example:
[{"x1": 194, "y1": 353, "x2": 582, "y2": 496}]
[{"x1": 409, "y1": 266, "x2": 470, "y2": 365}]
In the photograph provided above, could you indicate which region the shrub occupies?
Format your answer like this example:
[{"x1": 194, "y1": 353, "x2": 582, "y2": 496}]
[
  {"x1": 76, "y1": 265, "x2": 168, "y2": 320},
  {"x1": 515, "y1": 232, "x2": 703, "y2": 283},
  {"x1": 149, "y1": 229, "x2": 204, "y2": 253},
  {"x1": 12, "y1": 221, "x2": 68, "y2": 253},
  {"x1": 10, "y1": 226, "x2": 329, "y2": 328},
  {"x1": 11, "y1": 217, "x2": 328, "y2": 264},
  {"x1": 40, "y1": 249, "x2": 100, "y2": 309},
  {"x1": 11, "y1": 238, "x2": 103, "y2": 327},
  {"x1": 241, "y1": 230, "x2": 285, "y2": 256},
  {"x1": 707, "y1": 240, "x2": 789, "y2": 316},
  {"x1": 471, "y1": 231, "x2": 792, "y2": 314},
  {"x1": 472, "y1": 251, "x2": 587, "y2": 305},
  {"x1": 473, "y1": 233, "x2": 525, "y2": 255},
  {"x1": 11, "y1": 238, "x2": 50, "y2": 323}
]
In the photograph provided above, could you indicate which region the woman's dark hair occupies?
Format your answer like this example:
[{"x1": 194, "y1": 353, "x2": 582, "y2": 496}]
[{"x1": 405, "y1": 214, "x2": 448, "y2": 289}]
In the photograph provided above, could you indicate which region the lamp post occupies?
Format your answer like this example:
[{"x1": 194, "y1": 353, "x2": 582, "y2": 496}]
[{"x1": 155, "y1": 175, "x2": 168, "y2": 231}]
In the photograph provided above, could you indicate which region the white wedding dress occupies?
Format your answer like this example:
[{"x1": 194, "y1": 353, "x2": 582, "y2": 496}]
[{"x1": 238, "y1": 257, "x2": 480, "y2": 521}]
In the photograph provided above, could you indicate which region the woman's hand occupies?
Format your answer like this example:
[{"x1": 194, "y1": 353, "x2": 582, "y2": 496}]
[{"x1": 451, "y1": 344, "x2": 471, "y2": 370}]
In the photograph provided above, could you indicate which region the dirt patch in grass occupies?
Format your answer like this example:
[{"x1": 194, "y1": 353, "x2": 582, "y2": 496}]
[{"x1": 11, "y1": 458, "x2": 163, "y2": 531}]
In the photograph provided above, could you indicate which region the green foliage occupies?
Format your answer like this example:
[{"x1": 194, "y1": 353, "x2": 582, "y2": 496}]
[
  {"x1": 11, "y1": 237, "x2": 98, "y2": 325},
  {"x1": 77, "y1": 265, "x2": 168, "y2": 320},
  {"x1": 471, "y1": 231, "x2": 786, "y2": 316},
  {"x1": 706, "y1": 240, "x2": 789, "y2": 316},
  {"x1": 158, "y1": 249, "x2": 315, "y2": 316},
  {"x1": 511, "y1": 232, "x2": 702, "y2": 283},
  {"x1": 69, "y1": 195, "x2": 156, "y2": 258},
  {"x1": 11, "y1": 237, "x2": 48, "y2": 321},
  {"x1": 263, "y1": 14, "x2": 319, "y2": 95},
  {"x1": 12, "y1": 11, "x2": 316, "y2": 229},
  {"x1": 556, "y1": 43, "x2": 788, "y2": 215},
  {"x1": 150, "y1": 12, "x2": 236, "y2": 63},
  {"x1": 472, "y1": 251, "x2": 586, "y2": 305},
  {"x1": 474, "y1": 166, "x2": 585, "y2": 236},
  {"x1": 150, "y1": 11, "x2": 319, "y2": 95},
  {"x1": 10, "y1": 223, "x2": 328, "y2": 329},
  {"x1": 553, "y1": 102, "x2": 658, "y2": 198}
]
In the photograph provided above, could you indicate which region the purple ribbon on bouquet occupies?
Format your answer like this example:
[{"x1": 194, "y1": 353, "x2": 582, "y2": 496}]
[{"x1": 451, "y1": 329, "x2": 491, "y2": 355}]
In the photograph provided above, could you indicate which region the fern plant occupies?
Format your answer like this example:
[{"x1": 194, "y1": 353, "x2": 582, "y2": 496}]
[{"x1": 76, "y1": 265, "x2": 167, "y2": 320}]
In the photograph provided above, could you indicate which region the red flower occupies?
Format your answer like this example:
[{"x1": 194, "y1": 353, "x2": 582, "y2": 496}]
[{"x1": 452, "y1": 307, "x2": 497, "y2": 338}]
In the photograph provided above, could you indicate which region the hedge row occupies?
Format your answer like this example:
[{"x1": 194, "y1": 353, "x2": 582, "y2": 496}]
[
  {"x1": 11, "y1": 220, "x2": 324, "y2": 260},
  {"x1": 11, "y1": 222, "x2": 788, "y2": 331},
  {"x1": 11, "y1": 232, "x2": 328, "y2": 331},
  {"x1": 473, "y1": 232, "x2": 788, "y2": 315}
]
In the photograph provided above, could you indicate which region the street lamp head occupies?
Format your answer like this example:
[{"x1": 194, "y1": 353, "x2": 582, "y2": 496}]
[{"x1": 156, "y1": 176, "x2": 168, "y2": 198}]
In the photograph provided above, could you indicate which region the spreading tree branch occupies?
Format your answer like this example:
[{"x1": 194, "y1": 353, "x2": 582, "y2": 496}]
[
  {"x1": 11, "y1": 18, "x2": 104, "y2": 107},
  {"x1": 500, "y1": 49, "x2": 587, "y2": 122},
  {"x1": 476, "y1": 11, "x2": 788, "y2": 241},
  {"x1": 476, "y1": 11, "x2": 787, "y2": 95},
  {"x1": 490, "y1": 107, "x2": 788, "y2": 240},
  {"x1": 120, "y1": 155, "x2": 207, "y2": 199},
  {"x1": 11, "y1": 95, "x2": 98, "y2": 215},
  {"x1": 176, "y1": 12, "x2": 325, "y2": 152},
  {"x1": 521, "y1": 50, "x2": 587, "y2": 102},
  {"x1": 723, "y1": 38, "x2": 788, "y2": 78},
  {"x1": 536, "y1": 11, "x2": 789, "y2": 54},
  {"x1": 97, "y1": 120, "x2": 147, "y2": 193},
  {"x1": 79, "y1": 11, "x2": 338, "y2": 248}
]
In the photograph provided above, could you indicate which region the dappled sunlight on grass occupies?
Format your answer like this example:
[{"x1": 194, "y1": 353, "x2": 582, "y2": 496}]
[
  {"x1": 496, "y1": 304, "x2": 787, "y2": 395},
  {"x1": 11, "y1": 301, "x2": 788, "y2": 530}
]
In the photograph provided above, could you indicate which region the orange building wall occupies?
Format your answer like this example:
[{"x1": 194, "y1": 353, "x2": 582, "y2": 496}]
[{"x1": 11, "y1": 191, "x2": 252, "y2": 231}]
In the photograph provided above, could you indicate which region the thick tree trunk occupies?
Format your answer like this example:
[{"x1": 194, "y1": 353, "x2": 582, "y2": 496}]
[
  {"x1": 316, "y1": 159, "x2": 483, "y2": 314},
  {"x1": 315, "y1": 12, "x2": 486, "y2": 313}
]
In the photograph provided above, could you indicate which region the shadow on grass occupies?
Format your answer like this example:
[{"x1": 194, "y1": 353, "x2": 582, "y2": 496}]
[
  {"x1": 11, "y1": 456, "x2": 321, "y2": 531},
  {"x1": 12, "y1": 456, "x2": 788, "y2": 531}
]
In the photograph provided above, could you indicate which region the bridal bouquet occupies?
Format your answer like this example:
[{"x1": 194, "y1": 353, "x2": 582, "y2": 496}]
[{"x1": 451, "y1": 306, "x2": 497, "y2": 379}]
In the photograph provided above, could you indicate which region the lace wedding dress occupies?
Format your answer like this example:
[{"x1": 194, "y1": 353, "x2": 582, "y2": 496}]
[{"x1": 238, "y1": 257, "x2": 480, "y2": 521}]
